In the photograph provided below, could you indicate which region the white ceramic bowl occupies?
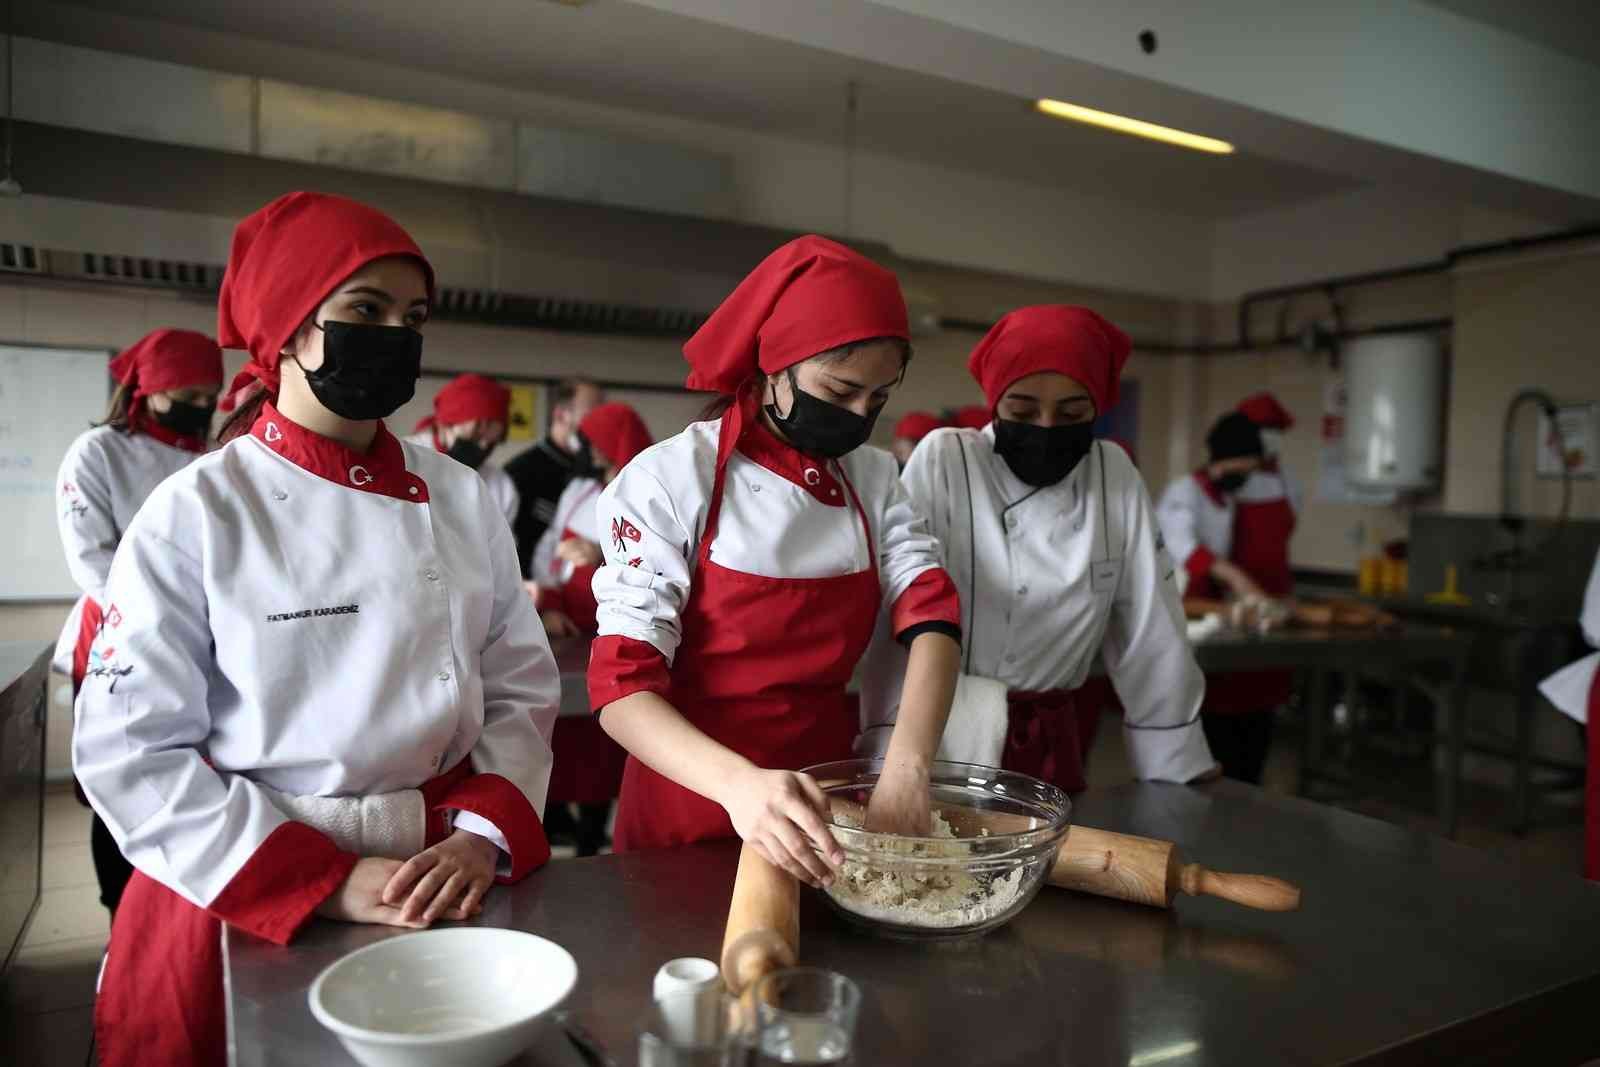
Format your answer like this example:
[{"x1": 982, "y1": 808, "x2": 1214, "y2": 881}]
[{"x1": 308, "y1": 927, "x2": 578, "y2": 1067}]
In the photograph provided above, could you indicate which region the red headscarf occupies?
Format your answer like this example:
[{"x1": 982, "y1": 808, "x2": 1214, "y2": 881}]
[
  {"x1": 951, "y1": 405, "x2": 992, "y2": 431},
  {"x1": 579, "y1": 403, "x2": 654, "y2": 470},
  {"x1": 1238, "y1": 392, "x2": 1295, "y2": 430},
  {"x1": 415, "y1": 373, "x2": 510, "y2": 433},
  {"x1": 966, "y1": 305, "x2": 1130, "y2": 415},
  {"x1": 683, "y1": 235, "x2": 908, "y2": 396},
  {"x1": 893, "y1": 411, "x2": 946, "y2": 442},
  {"x1": 108, "y1": 329, "x2": 223, "y2": 400},
  {"x1": 217, "y1": 191, "x2": 434, "y2": 408}
]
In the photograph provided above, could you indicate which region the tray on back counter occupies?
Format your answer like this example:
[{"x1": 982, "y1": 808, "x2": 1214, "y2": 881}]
[{"x1": 226, "y1": 780, "x2": 1600, "y2": 1067}]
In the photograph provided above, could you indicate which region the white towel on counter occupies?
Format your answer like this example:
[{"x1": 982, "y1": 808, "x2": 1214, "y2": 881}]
[{"x1": 256, "y1": 782, "x2": 427, "y2": 860}]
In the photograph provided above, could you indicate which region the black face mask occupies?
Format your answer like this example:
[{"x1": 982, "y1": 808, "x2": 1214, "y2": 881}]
[
  {"x1": 765, "y1": 369, "x2": 880, "y2": 459},
  {"x1": 993, "y1": 418, "x2": 1095, "y2": 488},
  {"x1": 1215, "y1": 471, "x2": 1249, "y2": 494},
  {"x1": 446, "y1": 438, "x2": 490, "y2": 470},
  {"x1": 568, "y1": 433, "x2": 600, "y2": 479},
  {"x1": 298, "y1": 320, "x2": 422, "y2": 421},
  {"x1": 153, "y1": 399, "x2": 214, "y2": 438}
]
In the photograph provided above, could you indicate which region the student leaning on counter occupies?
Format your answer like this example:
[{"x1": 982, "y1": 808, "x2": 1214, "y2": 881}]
[
  {"x1": 586, "y1": 235, "x2": 962, "y2": 886},
  {"x1": 1541, "y1": 548, "x2": 1600, "y2": 880},
  {"x1": 71, "y1": 191, "x2": 560, "y2": 1067},
  {"x1": 53, "y1": 328, "x2": 224, "y2": 919},
  {"x1": 859, "y1": 306, "x2": 1219, "y2": 793}
]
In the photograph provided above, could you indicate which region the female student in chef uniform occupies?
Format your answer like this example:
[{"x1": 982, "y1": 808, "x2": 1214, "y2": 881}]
[
  {"x1": 533, "y1": 401, "x2": 655, "y2": 638},
  {"x1": 1540, "y1": 549, "x2": 1600, "y2": 879},
  {"x1": 54, "y1": 328, "x2": 223, "y2": 917},
  {"x1": 860, "y1": 306, "x2": 1218, "y2": 792},
  {"x1": 532, "y1": 402, "x2": 653, "y2": 856},
  {"x1": 408, "y1": 371, "x2": 520, "y2": 525},
  {"x1": 72, "y1": 191, "x2": 560, "y2": 1067},
  {"x1": 1156, "y1": 412, "x2": 1288, "y2": 782},
  {"x1": 587, "y1": 235, "x2": 962, "y2": 885}
]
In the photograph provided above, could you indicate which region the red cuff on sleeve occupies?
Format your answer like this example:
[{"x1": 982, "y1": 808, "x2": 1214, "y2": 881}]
[
  {"x1": 1185, "y1": 545, "x2": 1217, "y2": 583},
  {"x1": 207, "y1": 822, "x2": 358, "y2": 946},
  {"x1": 891, "y1": 568, "x2": 961, "y2": 639},
  {"x1": 436, "y1": 773, "x2": 551, "y2": 884},
  {"x1": 587, "y1": 634, "x2": 671, "y2": 711}
]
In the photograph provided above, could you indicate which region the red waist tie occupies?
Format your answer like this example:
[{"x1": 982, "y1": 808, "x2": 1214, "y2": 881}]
[{"x1": 1003, "y1": 689, "x2": 1085, "y2": 794}]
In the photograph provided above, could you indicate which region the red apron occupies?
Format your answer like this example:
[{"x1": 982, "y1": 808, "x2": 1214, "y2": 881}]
[
  {"x1": 611, "y1": 415, "x2": 881, "y2": 852},
  {"x1": 1205, "y1": 495, "x2": 1296, "y2": 714},
  {"x1": 1004, "y1": 677, "x2": 1116, "y2": 796},
  {"x1": 1585, "y1": 668, "x2": 1600, "y2": 881},
  {"x1": 95, "y1": 761, "x2": 475, "y2": 1067}
]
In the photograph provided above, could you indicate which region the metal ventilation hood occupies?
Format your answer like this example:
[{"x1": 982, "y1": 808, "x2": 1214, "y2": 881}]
[{"x1": 0, "y1": 121, "x2": 906, "y2": 336}]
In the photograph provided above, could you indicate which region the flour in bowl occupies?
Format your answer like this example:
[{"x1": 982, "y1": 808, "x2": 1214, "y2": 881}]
[{"x1": 826, "y1": 809, "x2": 1025, "y2": 930}]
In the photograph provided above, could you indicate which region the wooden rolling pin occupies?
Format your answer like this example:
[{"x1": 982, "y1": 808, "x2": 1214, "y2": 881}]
[
  {"x1": 719, "y1": 843, "x2": 799, "y2": 996},
  {"x1": 1051, "y1": 824, "x2": 1301, "y2": 911},
  {"x1": 893, "y1": 802, "x2": 1300, "y2": 912}
]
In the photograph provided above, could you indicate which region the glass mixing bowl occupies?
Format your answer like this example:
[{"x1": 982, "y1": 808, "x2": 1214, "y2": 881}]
[{"x1": 802, "y1": 759, "x2": 1072, "y2": 941}]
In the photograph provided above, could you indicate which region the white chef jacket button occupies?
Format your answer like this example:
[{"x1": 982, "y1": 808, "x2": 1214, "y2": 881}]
[
  {"x1": 408, "y1": 486, "x2": 419, "y2": 496},
  {"x1": 271, "y1": 490, "x2": 287, "y2": 501},
  {"x1": 1005, "y1": 654, "x2": 1017, "y2": 664},
  {"x1": 437, "y1": 671, "x2": 450, "y2": 682},
  {"x1": 1017, "y1": 585, "x2": 1028, "y2": 595},
  {"x1": 425, "y1": 569, "x2": 439, "y2": 581},
  {"x1": 1006, "y1": 516, "x2": 1018, "y2": 528},
  {"x1": 751, "y1": 483, "x2": 761, "y2": 493}
]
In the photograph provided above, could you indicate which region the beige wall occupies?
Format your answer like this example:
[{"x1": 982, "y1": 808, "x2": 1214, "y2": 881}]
[{"x1": 1443, "y1": 245, "x2": 1600, "y2": 520}]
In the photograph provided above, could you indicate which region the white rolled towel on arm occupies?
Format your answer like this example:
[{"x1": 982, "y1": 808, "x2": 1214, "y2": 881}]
[{"x1": 256, "y1": 782, "x2": 427, "y2": 861}]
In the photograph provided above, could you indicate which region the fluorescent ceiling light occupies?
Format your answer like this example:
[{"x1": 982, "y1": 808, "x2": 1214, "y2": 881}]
[{"x1": 1035, "y1": 99, "x2": 1234, "y2": 155}]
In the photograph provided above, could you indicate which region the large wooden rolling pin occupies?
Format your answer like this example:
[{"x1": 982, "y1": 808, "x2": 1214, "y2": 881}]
[
  {"x1": 888, "y1": 802, "x2": 1301, "y2": 912},
  {"x1": 1049, "y1": 823, "x2": 1301, "y2": 911},
  {"x1": 719, "y1": 843, "x2": 799, "y2": 996}
]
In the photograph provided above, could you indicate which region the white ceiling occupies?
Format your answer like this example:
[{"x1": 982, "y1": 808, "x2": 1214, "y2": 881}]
[{"x1": 26, "y1": 0, "x2": 1362, "y2": 220}]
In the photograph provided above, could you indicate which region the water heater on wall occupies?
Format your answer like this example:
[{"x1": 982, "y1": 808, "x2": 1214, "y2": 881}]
[{"x1": 1343, "y1": 333, "x2": 1446, "y2": 493}]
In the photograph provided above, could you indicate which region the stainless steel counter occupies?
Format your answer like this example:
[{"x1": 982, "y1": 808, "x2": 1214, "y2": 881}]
[
  {"x1": 225, "y1": 779, "x2": 1600, "y2": 1067},
  {"x1": 0, "y1": 645, "x2": 50, "y2": 974}
]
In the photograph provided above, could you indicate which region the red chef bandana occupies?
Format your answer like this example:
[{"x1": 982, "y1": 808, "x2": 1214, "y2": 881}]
[
  {"x1": 1238, "y1": 392, "x2": 1295, "y2": 430},
  {"x1": 893, "y1": 411, "x2": 945, "y2": 442},
  {"x1": 683, "y1": 235, "x2": 908, "y2": 396},
  {"x1": 108, "y1": 329, "x2": 223, "y2": 400},
  {"x1": 966, "y1": 305, "x2": 1130, "y2": 414},
  {"x1": 217, "y1": 191, "x2": 434, "y2": 407},
  {"x1": 416, "y1": 373, "x2": 510, "y2": 434},
  {"x1": 951, "y1": 405, "x2": 992, "y2": 431},
  {"x1": 579, "y1": 402, "x2": 654, "y2": 469}
]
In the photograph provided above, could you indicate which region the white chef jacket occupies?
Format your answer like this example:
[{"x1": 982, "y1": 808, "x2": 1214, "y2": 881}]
[
  {"x1": 52, "y1": 425, "x2": 203, "y2": 673},
  {"x1": 73, "y1": 405, "x2": 558, "y2": 941},
  {"x1": 590, "y1": 416, "x2": 954, "y2": 690},
  {"x1": 404, "y1": 430, "x2": 519, "y2": 527},
  {"x1": 1540, "y1": 551, "x2": 1600, "y2": 724},
  {"x1": 530, "y1": 477, "x2": 603, "y2": 587},
  {"x1": 1155, "y1": 470, "x2": 1235, "y2": 597},
  {"x1": 859, "y1": 427, "x2": 1216, "y2": 784}
]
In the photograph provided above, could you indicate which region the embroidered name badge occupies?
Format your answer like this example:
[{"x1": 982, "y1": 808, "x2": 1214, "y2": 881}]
[
  {"x1": 1091, "y1": 560, "x2": 1122, "y2": 595},
  {"x1": 265, "y1": 604, "x2": 361, "y2": 623}
]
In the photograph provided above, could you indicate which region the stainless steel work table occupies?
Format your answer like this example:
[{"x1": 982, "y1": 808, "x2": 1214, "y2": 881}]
[{"x1": 225, "y1": 779, "x2": 1600, "y2": 1067}]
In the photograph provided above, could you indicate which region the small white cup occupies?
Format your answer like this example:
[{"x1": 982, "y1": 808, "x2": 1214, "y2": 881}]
[{"x1": 652, "y1": 957, "x2": 722, "y2": 1046}]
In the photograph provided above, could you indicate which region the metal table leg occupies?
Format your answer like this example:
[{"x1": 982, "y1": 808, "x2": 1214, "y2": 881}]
[
  {"x1": 1445, "y1": 652, "x2": 1469, "y2": 840},
  {"x1": 1515, "y1": 688, "x2": 1535, "y2": 837},
  {"x1": 1299, "y1": 667, "x2": 1330, "y2": 797}
]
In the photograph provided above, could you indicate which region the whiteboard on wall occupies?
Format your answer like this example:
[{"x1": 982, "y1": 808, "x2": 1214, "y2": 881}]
[{"x1": 0, "y1": 345, "x2": 113, "y2": 601}]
